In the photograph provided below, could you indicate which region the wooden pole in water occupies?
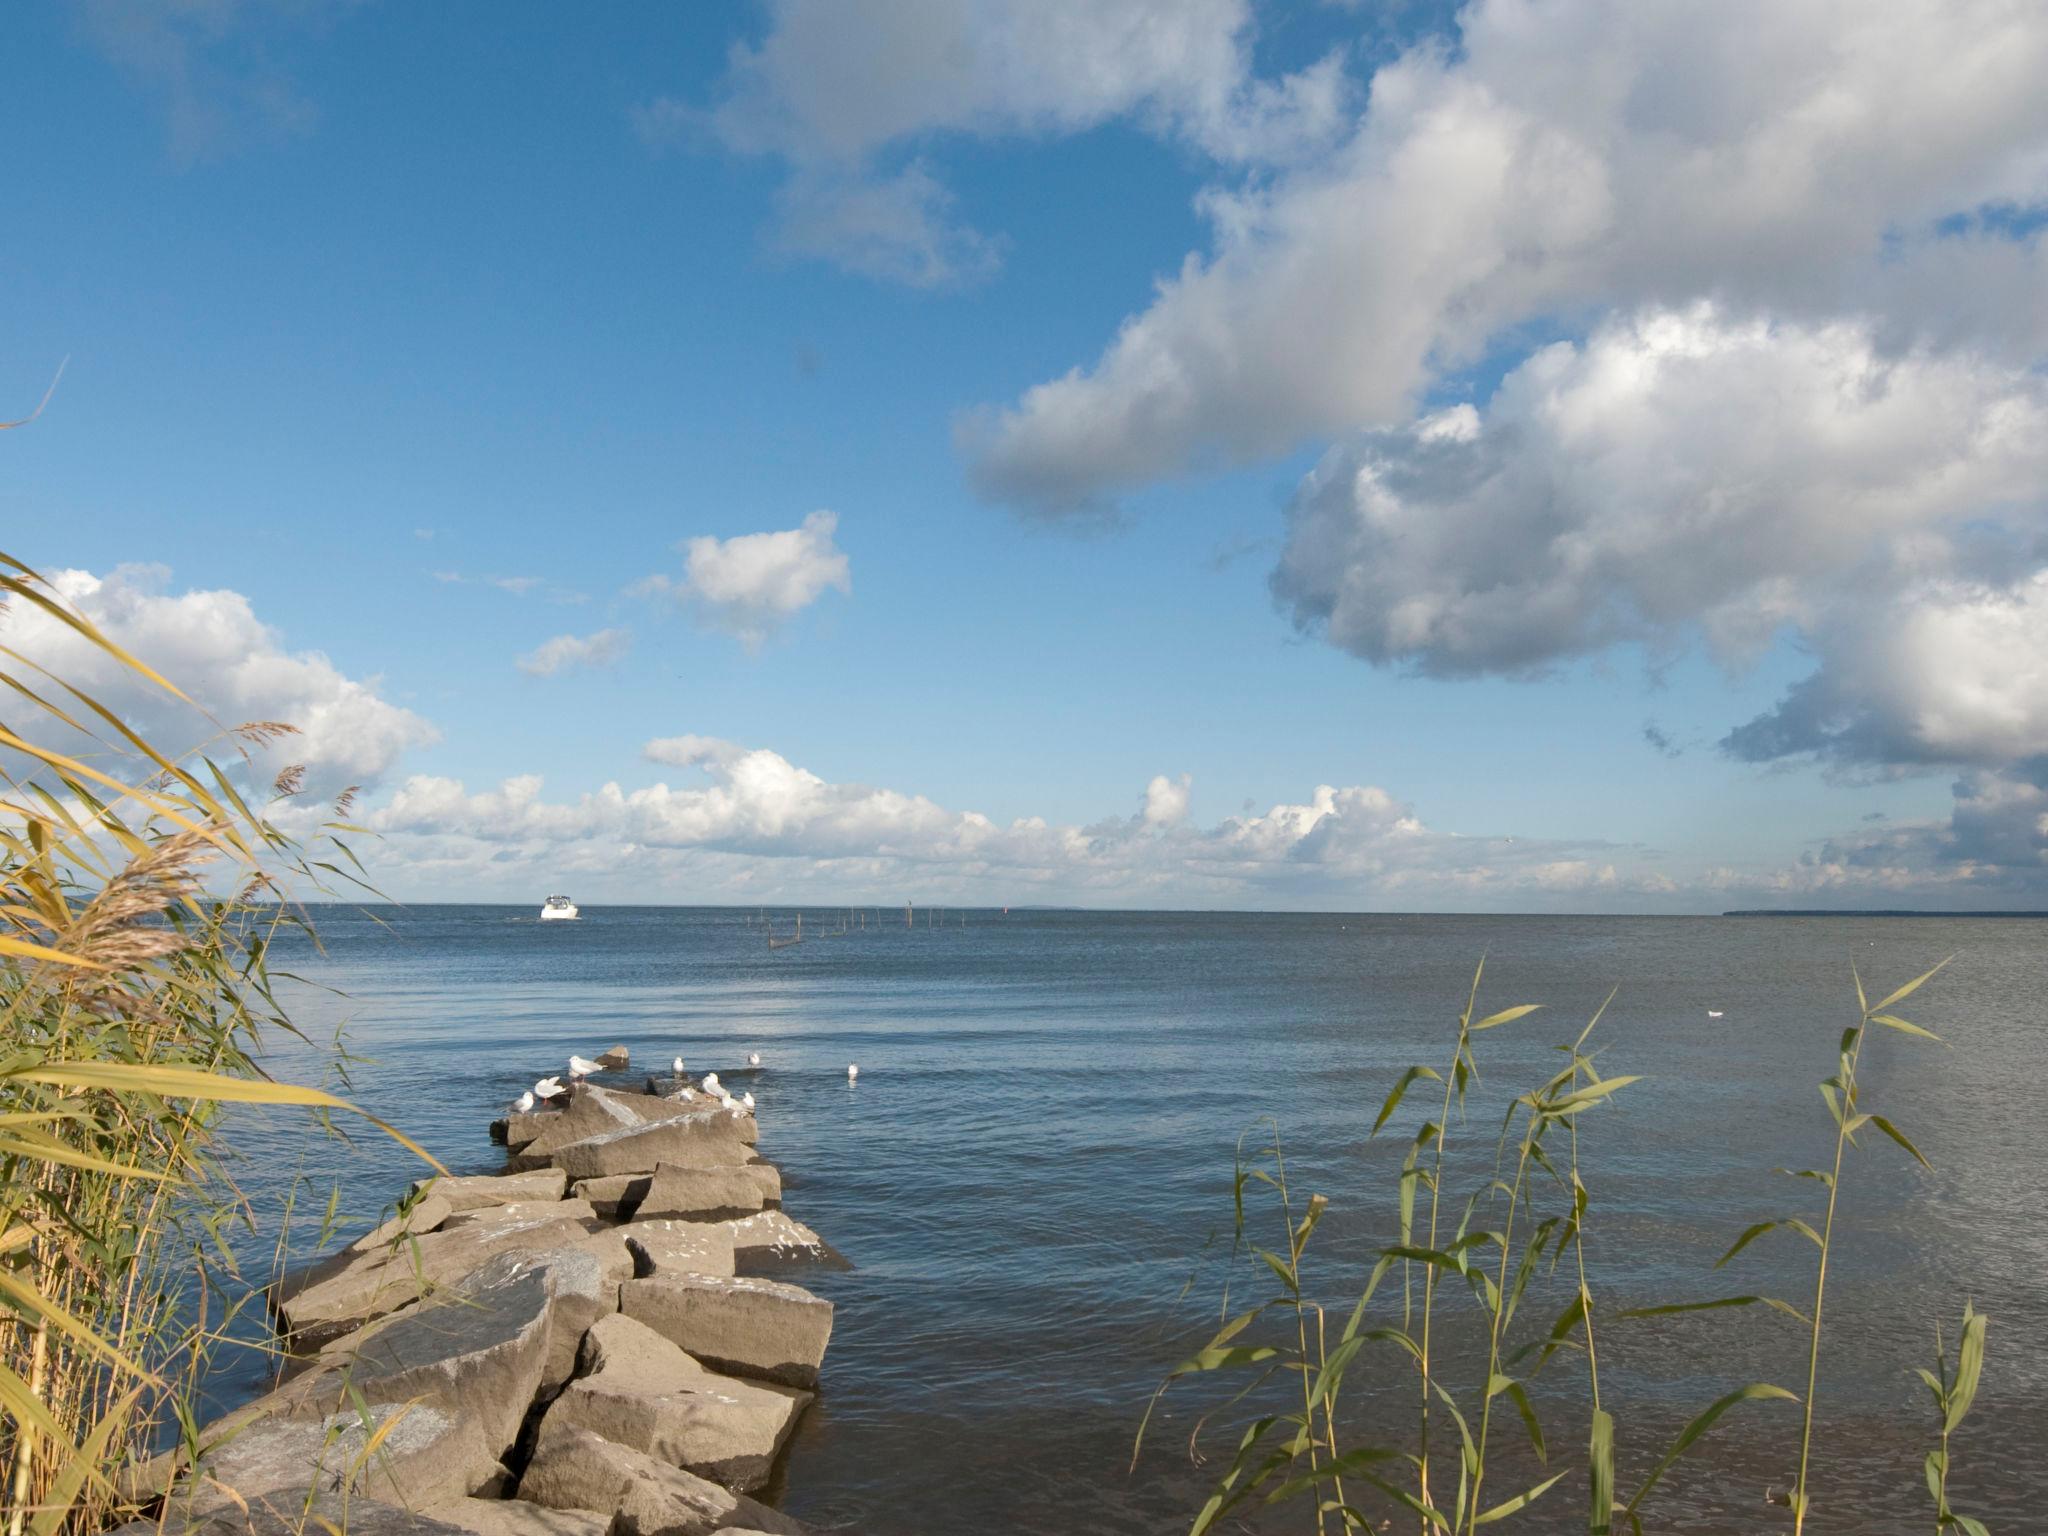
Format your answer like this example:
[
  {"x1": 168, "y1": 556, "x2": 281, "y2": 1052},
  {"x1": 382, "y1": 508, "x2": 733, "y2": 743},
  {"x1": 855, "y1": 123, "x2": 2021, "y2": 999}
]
[{"x1": 906, "y1": 901, "x2": 912, "y2": 927}]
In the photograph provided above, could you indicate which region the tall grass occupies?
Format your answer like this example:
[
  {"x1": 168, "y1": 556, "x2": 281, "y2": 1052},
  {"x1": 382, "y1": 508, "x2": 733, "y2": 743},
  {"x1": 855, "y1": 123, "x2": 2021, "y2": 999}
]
[
  {"x1": 1141, "y1": 958, "x2": 1986, "y2": 1533},
  {"x1": 0, "y1": 551, "x2": 434, "y2": 1535}
]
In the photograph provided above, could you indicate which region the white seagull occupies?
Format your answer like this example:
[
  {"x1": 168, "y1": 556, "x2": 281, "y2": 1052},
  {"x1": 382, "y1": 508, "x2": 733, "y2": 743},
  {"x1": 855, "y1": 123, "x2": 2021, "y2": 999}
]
[
  {"x1": 534, "y1": 1075, "x2": 563, "y2": 1098},
  {"x1": 513, "y1": 1090, "x2": 535, "y2": 1113},
  {"x1": 847, "y1": 1063, "x2": 859, "y2": 1080},
  {"x1": 1706, "y1": 1010, "x2": 1724, "y2": 1019},
  {"x1": 700, "y1": 1072, "x2": 721, "y2": 1095},
  {"x1": 672, "y1": 1055, "x2": 686, "y2": 1076},
  {"x1": 567, "y1": 1054, "x2": 602, "y2": 1078},
  {"x1": 741, "y1": 1091, "x2": 755, "y2": 1111},
  {"x1": 748, "y1": 1052, "x2": 761, "y2": 1067}
]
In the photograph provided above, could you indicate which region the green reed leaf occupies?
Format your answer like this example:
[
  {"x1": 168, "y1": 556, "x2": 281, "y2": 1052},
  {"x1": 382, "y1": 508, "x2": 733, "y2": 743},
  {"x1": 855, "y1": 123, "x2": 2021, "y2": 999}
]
[
  {"x1": 1868, "y1": 957, "x2": 1952, "y2": 1016},
  {"x1": 1871, "y1": 1013, "x2": 1944, "y2": 1043},
  {"x1": 1947, "y1": 1305, "x2": 1986, "y2": 1434},
  {"x1": 1589, "y1": 1408, "x2": 1615, "y2": 1536},
  {"x1": 1375, "y1": 1064, "x2": 1444, "y2": 1135},
  {"x1": 1474, "y1": 1469, "x2": 1567, "y2": 1525},
  {"x1": 1870, "y1": 1114, "x2": 1932, "y2": 1169},
  {"x1": 1618, "y1": 1294, "x2": 1811, "y2": 1326},
  {"x1": 1624, "y1": 1383, "x2": 1797, "y2": 1517},
  {"x1": 1473, "y1": 1003, "x2": 1542, "y2": 1031}
]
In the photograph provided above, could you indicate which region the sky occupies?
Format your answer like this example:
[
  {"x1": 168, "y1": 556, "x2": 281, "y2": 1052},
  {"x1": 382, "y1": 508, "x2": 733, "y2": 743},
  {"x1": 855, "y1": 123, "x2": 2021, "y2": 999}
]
[{"x1": 3, "y1": 0, "x2": 2047, "y2": 912}]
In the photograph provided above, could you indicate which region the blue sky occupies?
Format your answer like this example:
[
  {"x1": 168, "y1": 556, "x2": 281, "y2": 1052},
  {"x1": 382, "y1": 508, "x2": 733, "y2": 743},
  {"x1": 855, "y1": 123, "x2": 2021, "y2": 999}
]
[{"x1": 5, "y1": 1, "x2": 2046, "y2": 909}]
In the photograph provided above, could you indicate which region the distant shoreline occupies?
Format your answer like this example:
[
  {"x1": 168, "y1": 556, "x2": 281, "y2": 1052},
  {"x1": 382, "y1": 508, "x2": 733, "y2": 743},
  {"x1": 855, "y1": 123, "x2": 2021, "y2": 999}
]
[{"x1": 1721, "y1": 909, "x2": 2048, "y2": 918}]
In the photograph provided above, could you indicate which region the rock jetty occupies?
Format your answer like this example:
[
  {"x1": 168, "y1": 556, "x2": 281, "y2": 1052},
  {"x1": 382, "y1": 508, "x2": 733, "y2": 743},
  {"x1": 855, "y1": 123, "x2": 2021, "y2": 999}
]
[{"x1": 114, "y1": 1050, "x2": 845, "y2": 1536}]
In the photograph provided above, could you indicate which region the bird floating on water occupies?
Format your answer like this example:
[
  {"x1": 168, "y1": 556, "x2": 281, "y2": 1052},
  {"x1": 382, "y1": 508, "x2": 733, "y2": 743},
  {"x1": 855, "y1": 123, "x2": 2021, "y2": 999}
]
[
  {"x1": 534, "y1": 1076, "x2": 563, "y2": 1098},
  {"x1": 567, "y1": 1054, "x2": 602, "y2": 1078},
  {"x1": 748, "y1": 1052, "x2": 761, "y2": 1067},
  {"x1": 1706, "y1": 1010, "x2": 1724, "y2": 1019},
  {"x1": 847, "y1": 1064, "x2": 859, "y2": 1079},
  {"x1": 513, "y1": 1090, "x2": 534, "y2": 1113}
]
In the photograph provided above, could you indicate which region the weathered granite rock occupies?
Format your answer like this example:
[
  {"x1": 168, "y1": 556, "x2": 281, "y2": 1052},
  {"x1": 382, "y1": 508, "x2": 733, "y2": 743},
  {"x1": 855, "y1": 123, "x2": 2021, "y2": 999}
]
[
  {"x1": 161, "y1": 1401, "x2": 497, "y2": 1515},
  {"x1": 519, "y1": 1420, "x2": 805, "y2": 1536},
  {"x1": 510, "y1": 1087, "x2": 695, "y2": 1169},
  {"x1": 560, "y1": 1226, "x2": 636, "y2": 1307},
  {"x1": 618, "y1": 1275, "x2": 832, "y2": 1389},
  {"x1": 303, "y1": 1247, "x2": 596, "y2": 1454},
  {"x1": 415, "y1": 1169, "x2": 570, "y2": 1211},
  {"x1": 422, "y1": 1500, "x2": 612, "y2": 1536},
  {"x1": 352, "y1": 1193, "x2": 454, "y2": 1252},
  {"x1": 274, "y1": 1214, "x2": 594, "y2": 1347},
  {"x1": 442, "y1": 1197, "x2": 598, "y2": 1232},
  {"x1": 570, "y1": 1172, "x2": 653, "y2": 1218},
  {"x1": 719, "y1": 1212, "x2": 847, "y2": 1273},
  {"x1": 551, "y1": 1113, "x2": 755, "y2": 1182},
  {"x1": 635, "y1": 1164, "x2": 778, "y2": 1221},
  {"x1": 595, "y1": 1045, "x2": 630, "y2": 1070},
  {"x1": 107, "y1": 1496, "x2": 482, "y2": 1536},
  {"x1": 622, "y1": 1220, "x2": 736, "y2": 1280},
  {"x1": 543, "y1": 1314, "x2": 810, "y2": 1492}
]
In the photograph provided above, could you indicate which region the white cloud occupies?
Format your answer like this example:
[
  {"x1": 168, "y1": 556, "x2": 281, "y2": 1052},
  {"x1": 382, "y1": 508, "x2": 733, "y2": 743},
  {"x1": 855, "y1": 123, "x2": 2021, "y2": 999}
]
[
  {"x1": 1270, "y1": 306, "x2": 2048, "y2": 676},
  {"x1": 681, "y1": 0, "x2": 1351, "y2": 285},
  {"x1": 640, "y1": 511, "x2": 851, "y2": 649},
  {"x1": 368, "y1": 733, "x2": 1685, "y2": 908},
  {"x1": 0, "y1": 564, "x2": 435, "y2": 796},
  {"x1": 516, "y1": 627, "x2": 632, "y2": 679},
  {"x1": 962, "y1": 0, "x2": 2048, "y2": 512},
  {"x1": 1142, "y1": 772, "x2": 1192, "y2": 826}
]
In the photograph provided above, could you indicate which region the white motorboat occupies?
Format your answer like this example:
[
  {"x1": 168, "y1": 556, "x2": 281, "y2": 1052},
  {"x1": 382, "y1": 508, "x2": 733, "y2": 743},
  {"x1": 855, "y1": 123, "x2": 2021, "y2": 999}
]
[{"x1": 539, "y1": 894, "x2": 580, "y2": 921}]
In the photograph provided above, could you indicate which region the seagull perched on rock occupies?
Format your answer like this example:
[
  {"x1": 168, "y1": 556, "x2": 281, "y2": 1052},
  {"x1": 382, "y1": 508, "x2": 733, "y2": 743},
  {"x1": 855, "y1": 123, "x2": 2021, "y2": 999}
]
[
  {"x1": 672, "y1": 1055, "x2": 686, "y2": 1076},
  {"x1": 700, "y1": 1072, "x2": 721, "y2": 1095},
  {"x1": 741, "y1": 1091, "x2": 755, "y2": 1111},
  {"x1": 568, "y1": 1054, "x2": 602, "y2": 1078},
  {"x1": 513, "y1": 1090, "x2": 534, "y2": 1113},
  {"x1": 534, "y1": 1076, "x2": 563, "y2": 1099},
  {"x1": 748, "y1": 1052, "x2": 761, "y2": 1067},
  {"x1": 847, "y1": 1063, "x2": 858, "y2": 1080}
]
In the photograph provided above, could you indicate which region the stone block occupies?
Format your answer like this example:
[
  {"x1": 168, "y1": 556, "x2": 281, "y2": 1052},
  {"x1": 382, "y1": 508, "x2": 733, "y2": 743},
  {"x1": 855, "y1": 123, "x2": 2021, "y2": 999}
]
[{"x1": 618, "y1": 1275, "x2": 832, "y2": 1390}]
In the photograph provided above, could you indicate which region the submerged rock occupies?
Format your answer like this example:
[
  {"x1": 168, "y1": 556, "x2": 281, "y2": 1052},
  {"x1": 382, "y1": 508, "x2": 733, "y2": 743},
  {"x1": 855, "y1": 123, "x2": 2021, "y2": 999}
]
[
  {"x1": 542, "y1": 1313, "x2": 810, "y2": 1492},
  {"x1": 518, "y1": 1418, "x2": 806, "y2": 1536},
  {"x1": 618, "y1": 1274, "x2": 833, "y2": 1390}
]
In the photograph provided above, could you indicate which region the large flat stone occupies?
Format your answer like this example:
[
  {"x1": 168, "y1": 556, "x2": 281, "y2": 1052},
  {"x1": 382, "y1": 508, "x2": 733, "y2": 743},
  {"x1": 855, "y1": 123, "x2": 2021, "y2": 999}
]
[
  {"x1": 621, "y1": 1221, "x2": 735, "y2": 1281},
  {"x1": 511, "y1": 1087, "x2": 707, "y2": 1169},
  {"x1": 570, "y1": 1173, "x2": 652, "y2": 1219},
  {"x1": 518, "y1": 1420, "x2": 805, "y2": 1536},
  {"x1": 421, "y1": 1499, "x2": 612, "y2": 1536},
  {"x1": 415, "y1": 1169, "x2": 569, "y2": 1211},
  {"x1": 274, "y1": 1214, "x2": 595, "y2": 1347},
  {"x1": 442, "y1": 1198, "x2": 598, "y2": 1232},
  {"x1": 107, "y1": 1496, "x2": 482, "y2": 1536},
  {"x1": 159, "y1": 1401, "x2": 497, "y2": 1516},
  {"x1": 550, "y1": 1114, "x2": 754, "y2": 1182},
  {"x1": 618, "y1": 1275, "x2": 832, "y2": 1390},
  {"x1": 635, "y1": 1164, "x2": 777, "y2": 1221},
  {"x1": 543, "y1": 1314, "x2": 809, "y2": 1493},
  {"x1": 719, "y1": 1212, "x2": 847, "y2": 1274},
  {"x1": 304, "y1": 1248, "x2": 589, "y2": 1454},
  {"x1": 352, "y1": 1193, "x2": 454, "y2": 1252}
]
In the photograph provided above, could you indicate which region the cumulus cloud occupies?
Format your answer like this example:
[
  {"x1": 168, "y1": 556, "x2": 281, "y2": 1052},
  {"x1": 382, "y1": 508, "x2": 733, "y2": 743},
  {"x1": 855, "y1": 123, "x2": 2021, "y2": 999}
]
[
  {"x1": 1142, "y1": 772, "x2": 1192, "y2": 826},
  {"x1": 679, "y1": 0, "x2": 1351, "y2": 285},
  {"x1": 963, "y1": 0, "x2": 2048, "y2": 512},
  {"x1": 369, "y1": 734, "x2": 1672, "y2": 907},
  {"x1": 0, "y1": 564, "x2": 435, "y2": 795},
  {"x1": 516, "y1": 628, "x2": 632, "y2": 679},
  {"x1": 640, "y1": 512, "x2": 851, "y2": 648},
  {"x1": 1269, "y1": 306, "x2": 2048, "y2": 676}
]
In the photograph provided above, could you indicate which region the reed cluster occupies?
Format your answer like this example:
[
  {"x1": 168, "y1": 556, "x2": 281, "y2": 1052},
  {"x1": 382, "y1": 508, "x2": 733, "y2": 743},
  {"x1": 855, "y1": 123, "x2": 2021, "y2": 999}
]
[
  {"x1": 1139, "y1": 957, "x2": 1988, "y2": 1534},
  {"x1": 0, "y1": 553, "x2": 431, "y2": 1536}
]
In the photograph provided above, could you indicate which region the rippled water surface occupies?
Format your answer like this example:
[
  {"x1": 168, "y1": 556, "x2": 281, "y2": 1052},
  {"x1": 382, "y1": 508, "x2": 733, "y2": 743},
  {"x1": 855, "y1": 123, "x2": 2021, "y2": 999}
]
[{"x1": 218, "y1": 908, "x2": 2045, "y2": 1535}]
